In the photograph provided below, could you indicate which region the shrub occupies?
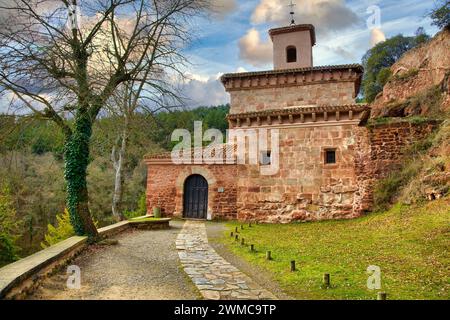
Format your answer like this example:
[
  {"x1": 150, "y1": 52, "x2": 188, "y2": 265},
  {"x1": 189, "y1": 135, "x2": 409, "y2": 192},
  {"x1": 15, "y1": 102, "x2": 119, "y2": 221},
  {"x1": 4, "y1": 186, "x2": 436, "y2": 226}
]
[
  {"x1": 123, "y1": 193, "x2": 147, "y2": 219},
  {"x1": 41, "y1": 209, "x2": 75, "y2": 248},
  {"x1": 374, "y1": 160, "x2": 423, "y2": 211},
  {"x1": 0, "y1": 234, "x2": 19, "y2": 266},
  {"x1": 393, "y1": 68, "x2": 419, "y2": 81},
  {"x1": 373, "y1": 122, "x2": 444, "y2": 210},
  {"x1": 377, "y1": 67, "x2": 393, "y2": 86},
  {"x1": 0, "y1": 184, "x2": 21, "y2": 266}
]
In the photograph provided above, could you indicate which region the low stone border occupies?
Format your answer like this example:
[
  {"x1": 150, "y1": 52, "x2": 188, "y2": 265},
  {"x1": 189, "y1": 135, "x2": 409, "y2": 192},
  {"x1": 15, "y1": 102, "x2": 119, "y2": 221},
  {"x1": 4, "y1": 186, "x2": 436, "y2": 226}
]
[
  {"x1": 129, "y1": 218, "x2": 172, "y2": 230},
  {"x1": 0, "y1": 221, "x2": 130, "y2": 300}
]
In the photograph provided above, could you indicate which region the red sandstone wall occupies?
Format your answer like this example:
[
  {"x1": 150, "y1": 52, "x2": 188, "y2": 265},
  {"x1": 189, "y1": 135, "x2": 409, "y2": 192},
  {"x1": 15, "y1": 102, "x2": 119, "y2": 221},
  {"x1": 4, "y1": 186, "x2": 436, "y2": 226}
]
[
  {"x1": 145, "y1": 122, "x2": 438, "y2": 223},
  {"x1": 236, "y1": 124, "x2": 362, "y2": 223},
  {"x1": 354, "y1": 121, "x2": 439, "y2": 212},
  {"x1": 146, "y1": 164, "x2": 237, "y2": 220}
]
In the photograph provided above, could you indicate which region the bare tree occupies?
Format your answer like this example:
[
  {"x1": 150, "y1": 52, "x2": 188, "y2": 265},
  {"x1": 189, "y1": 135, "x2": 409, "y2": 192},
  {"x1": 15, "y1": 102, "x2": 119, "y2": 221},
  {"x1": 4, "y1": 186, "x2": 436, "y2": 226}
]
[
  {"x1": 0, "y1": 0, "x2": 207, "y2": 238},
  {"x1": 109, "y1": 76, "x2": 181, "y2": 220}
]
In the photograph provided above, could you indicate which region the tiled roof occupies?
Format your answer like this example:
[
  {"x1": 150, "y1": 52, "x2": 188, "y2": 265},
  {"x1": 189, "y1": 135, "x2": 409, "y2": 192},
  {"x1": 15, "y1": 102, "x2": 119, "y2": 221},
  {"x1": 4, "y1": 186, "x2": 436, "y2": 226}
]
[
  {"x1": 268, "y1": 24, "x2": 316, "y2": 45},
  {"x1": 220, "y1": 64, "x2": 363, "y2": 82},
  {"x1": 145, "y1": 143, "x2": 237, "y2": 160},
  {"x1": 227, "y1": 104, "x2": 370, "y2": 119}
]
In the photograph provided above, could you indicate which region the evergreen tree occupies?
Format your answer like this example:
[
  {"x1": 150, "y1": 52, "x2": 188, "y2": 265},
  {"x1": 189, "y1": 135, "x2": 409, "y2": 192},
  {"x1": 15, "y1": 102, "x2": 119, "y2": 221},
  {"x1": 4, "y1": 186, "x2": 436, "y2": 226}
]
[{"x1": 362, "y1": 31, "x2": 430, "y2": 102}]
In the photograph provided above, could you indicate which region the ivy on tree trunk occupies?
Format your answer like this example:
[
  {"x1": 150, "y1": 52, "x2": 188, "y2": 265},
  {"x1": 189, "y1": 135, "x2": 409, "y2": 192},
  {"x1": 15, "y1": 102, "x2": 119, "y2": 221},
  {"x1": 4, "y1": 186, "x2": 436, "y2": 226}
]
[{"x1": 64, "y1": 112, "x2": 98, "y2": 238}]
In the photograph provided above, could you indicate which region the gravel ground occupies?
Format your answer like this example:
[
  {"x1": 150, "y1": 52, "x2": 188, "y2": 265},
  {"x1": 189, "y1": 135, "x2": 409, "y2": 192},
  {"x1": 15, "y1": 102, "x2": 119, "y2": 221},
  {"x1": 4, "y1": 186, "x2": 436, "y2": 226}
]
[{"x1": 28, "y1": 220, "x2": 201, "y2": 300}]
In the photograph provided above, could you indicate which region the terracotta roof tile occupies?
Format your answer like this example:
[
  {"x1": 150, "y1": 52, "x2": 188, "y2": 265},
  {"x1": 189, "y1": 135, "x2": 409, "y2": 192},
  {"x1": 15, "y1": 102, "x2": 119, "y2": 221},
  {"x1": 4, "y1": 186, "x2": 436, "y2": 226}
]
[
  {"x1": 145, "y1": 143, "x2": 237, "y2": 161},
  {"x1": 268, "y1": 24, "x2": 316, "y2": 45},
  {"x1": 220, "y1": 64, "x2": 363, "y2": 82},
  {"x1": 227, "y1": 104, "x2": 370, "y2": 119}
]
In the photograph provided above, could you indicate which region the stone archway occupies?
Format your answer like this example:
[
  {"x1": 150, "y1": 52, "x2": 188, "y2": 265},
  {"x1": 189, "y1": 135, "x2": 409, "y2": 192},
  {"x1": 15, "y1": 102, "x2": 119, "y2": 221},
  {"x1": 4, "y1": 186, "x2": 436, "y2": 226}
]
[
  {"x1": 175, "y1": 167, "x2": 217, "y2": 220},
  {"x1": 183, "y1": 174, "x2": 208, "y2": 219}
]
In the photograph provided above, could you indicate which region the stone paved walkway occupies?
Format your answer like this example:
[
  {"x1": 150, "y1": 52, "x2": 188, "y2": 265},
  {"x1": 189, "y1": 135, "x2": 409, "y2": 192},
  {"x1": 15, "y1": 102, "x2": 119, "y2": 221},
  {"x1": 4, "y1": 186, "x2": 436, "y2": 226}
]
[{"x1": 176, "y1": 221, "x2": 277, "y2": 300}]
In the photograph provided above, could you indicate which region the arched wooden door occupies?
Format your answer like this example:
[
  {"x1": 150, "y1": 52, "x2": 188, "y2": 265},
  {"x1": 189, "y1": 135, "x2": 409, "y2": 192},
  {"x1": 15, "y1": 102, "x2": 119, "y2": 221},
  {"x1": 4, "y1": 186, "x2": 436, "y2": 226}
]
[{"x1": 183, "y1": 175, "x2": 208, "y2": 219}]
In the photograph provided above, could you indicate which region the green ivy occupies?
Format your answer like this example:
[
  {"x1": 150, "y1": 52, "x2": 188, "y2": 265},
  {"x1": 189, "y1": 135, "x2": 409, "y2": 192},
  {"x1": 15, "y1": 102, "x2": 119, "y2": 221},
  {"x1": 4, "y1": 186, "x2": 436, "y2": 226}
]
[{"x1": 64, "y1": 112, "x2": 93, "y2": 236}]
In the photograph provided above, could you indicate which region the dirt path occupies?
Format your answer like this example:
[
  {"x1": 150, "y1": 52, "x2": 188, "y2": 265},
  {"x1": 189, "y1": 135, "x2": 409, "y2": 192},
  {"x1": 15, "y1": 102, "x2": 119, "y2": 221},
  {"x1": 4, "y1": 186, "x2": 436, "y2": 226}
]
[{"x1": 28, "y1": 221, "x2": 200, "y2": 300}]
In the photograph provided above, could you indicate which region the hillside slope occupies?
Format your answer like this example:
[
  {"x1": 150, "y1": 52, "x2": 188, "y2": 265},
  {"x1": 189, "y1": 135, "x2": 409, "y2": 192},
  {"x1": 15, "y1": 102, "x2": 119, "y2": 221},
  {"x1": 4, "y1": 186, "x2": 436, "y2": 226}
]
[
  {"x1": 220, "y1": 196, "x2": 449, "y2": 300},
  {"x1": 371, "y1": 27, "x2": 450, "y2": 118},
  {"x1": 368, "y1": 28, "x2": 450, "y2": 207}
]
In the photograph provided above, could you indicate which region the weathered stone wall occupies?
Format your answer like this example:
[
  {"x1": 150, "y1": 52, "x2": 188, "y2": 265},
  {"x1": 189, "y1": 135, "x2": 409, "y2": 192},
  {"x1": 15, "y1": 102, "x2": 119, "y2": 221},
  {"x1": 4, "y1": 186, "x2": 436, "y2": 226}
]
[
  {"x1": 233, "y1": 121, "x2": 439, "y2": 223},
  {"x1": 145, "y1": 121, "x2": 438, "y2": 222},
  {"x1": 146, "y1": 164, "x2": 237, "y2": 220},
  {"x1": 229, "y1": 81, "x2": 356, "y2": 114},
  {"x1": 353, "y1": 121, "x2": 440, "y2": 212},
  {"x1": 236, "y1": 124, "x2": 362, "y2": 223}
]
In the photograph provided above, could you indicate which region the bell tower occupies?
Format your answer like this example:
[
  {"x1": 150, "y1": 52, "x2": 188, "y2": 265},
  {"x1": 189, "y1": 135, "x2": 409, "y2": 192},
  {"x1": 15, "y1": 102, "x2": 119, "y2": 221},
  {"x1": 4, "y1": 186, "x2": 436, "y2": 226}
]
[
  {"x1": 269, "y1": 1, "x2": 316, "y2": 70},
  {"x1": 269, "y1": 24, "x2": 316, "y2": 70}
]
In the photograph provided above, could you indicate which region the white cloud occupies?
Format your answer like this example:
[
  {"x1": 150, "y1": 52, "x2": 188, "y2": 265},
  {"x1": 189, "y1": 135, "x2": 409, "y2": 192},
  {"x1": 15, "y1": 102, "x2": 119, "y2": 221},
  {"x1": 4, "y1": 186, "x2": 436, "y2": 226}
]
[
  {"x1": 238, "y1": 28, "x2": 273, "y2": 67},
  {"x1": 251, "y1": 0, "x2": 284, "y2": 24},
  {"x1": 178, "y1": 76, "x2": 229, "y2": 108},
  {"x1": 323, "y1": 45, "x2": 356, "y2": 61},
  {"x1": 209, "y1": 0, "x2": 237, "y2": 18},
  {"x1": 251, "y1": 0, "x2": 360, "y2": 35},
  {"x1": 186, "y1": 72, "x2": 211, "y2": 83},
  {"x1": 236, "y1": 67, "x2": 248, "y2": 73},
  {"x1": 370, "y1": 27, "x2": 386, "y2": 47}
]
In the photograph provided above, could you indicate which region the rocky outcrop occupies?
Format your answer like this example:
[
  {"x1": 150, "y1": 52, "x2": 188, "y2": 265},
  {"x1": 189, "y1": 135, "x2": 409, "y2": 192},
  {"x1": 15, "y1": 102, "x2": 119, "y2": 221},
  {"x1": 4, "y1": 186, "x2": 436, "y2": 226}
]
[{"x1": 371, "y1": 28, "x2": 450, "y2": 118}]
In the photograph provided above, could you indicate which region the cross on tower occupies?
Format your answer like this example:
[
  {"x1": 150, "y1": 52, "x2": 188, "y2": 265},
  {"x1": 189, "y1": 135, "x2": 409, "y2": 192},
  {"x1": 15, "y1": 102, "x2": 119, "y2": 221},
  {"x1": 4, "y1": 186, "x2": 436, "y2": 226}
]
[{"x1": 288, "y1": 0, "x2": 296, "y2": 25}]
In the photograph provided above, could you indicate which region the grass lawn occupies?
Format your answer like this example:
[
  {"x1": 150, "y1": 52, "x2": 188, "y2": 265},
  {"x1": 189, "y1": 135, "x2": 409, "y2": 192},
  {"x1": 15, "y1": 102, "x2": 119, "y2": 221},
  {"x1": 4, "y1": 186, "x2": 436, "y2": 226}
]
[{"x1": 219, "y1": 197, "x2": 450, "y2": 300}]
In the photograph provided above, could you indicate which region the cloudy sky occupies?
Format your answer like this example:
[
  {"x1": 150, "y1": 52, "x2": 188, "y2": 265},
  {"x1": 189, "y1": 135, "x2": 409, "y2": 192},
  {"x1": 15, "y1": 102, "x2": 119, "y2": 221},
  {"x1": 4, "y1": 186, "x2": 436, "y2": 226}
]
[
  {"x1": 180, "y1": 0, "x2": 439, "y2": 107},
  {"x1": 0, "y1": 0, "x2": 441, "y2": 112}
]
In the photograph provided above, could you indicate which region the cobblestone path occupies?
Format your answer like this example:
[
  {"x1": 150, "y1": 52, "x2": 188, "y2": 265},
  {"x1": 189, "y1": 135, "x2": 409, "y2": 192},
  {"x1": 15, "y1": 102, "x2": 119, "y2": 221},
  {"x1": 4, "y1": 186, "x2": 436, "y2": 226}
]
[{"x1": 176, "y1": 221, "x2": 277, "y2": 300}]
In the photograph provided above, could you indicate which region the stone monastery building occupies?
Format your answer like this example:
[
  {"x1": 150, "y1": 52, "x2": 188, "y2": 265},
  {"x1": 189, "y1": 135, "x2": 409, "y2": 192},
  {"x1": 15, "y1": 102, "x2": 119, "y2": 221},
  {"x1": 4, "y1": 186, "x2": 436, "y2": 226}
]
[{"x1": 144, "y1": 24, "x2": 433, "y2": 223}]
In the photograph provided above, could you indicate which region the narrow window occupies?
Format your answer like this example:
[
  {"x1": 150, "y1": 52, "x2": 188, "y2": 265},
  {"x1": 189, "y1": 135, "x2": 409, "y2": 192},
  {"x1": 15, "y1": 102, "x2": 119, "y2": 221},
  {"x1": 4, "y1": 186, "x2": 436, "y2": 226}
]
[
  {"x1": 325, "y1": 150, "x2": 336, "y2": 164},
  {"x1": 286, "y1": 46, "x2": 297, "y2": 63},
  {"x1": 260, "y1": 150, "x2": 271, "y2": 165}
]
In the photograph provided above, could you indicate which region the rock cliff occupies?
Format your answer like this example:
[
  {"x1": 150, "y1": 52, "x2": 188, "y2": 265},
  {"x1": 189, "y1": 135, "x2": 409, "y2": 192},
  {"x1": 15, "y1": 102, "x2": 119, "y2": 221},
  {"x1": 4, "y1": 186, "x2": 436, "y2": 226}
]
[{"x1": 371, "y1": 27, "x2": 450, "y2": 118}]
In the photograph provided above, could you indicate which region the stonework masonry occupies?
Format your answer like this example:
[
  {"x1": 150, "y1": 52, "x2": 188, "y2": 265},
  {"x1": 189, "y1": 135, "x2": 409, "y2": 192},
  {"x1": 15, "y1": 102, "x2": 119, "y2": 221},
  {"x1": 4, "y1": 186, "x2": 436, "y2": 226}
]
[
  {"x1": 353, "y1": 120, "x2": 440, "y2": 212},
  {"x1": 144, "y1": 24, "x2": 441, "y2": 223},
  {"x1": 146, "y1": 164, "x2": 238, "y2": 220},
  {"x1": 229, "y1": 82, "x2": 357, "y2": 114},
  {"x1": 235, "y1": 124, "x2": 362, "y2": 223},
  {"x1": 145, "y1": 121, "x2": 438, "y2": 222}
]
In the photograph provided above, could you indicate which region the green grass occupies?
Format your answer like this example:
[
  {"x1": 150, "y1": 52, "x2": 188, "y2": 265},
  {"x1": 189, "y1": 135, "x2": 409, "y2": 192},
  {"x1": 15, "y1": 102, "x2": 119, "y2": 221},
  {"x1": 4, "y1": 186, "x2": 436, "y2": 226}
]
[{"x1": 219, "y1": 198, "x2": 450, "y2": 300}]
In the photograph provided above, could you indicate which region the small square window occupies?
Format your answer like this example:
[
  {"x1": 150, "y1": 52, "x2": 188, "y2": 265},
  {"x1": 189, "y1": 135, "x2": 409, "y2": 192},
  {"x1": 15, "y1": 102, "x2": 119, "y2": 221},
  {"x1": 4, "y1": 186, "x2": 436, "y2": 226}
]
[
  {"x1": 260, "y1": 151, "x2": 271, "y2": 165},
  {"x1": 325, "y1": 150, "x2": 336, "y2": 164}
]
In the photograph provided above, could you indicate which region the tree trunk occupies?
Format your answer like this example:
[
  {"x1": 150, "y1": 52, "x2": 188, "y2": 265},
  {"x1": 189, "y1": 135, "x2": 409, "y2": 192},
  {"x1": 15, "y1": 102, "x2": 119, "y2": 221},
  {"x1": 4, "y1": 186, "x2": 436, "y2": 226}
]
[
  {"x1": 111, "y1": 116, "x2": 128, "y2": 221},
  {"x1": 64, "y1": 112, "x2": 98, "y2": 238}
]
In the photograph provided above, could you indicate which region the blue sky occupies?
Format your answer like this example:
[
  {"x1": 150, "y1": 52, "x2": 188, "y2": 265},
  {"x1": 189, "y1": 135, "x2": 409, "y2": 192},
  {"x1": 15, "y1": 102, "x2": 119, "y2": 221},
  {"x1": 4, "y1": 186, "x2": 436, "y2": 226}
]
[
  {"x1": 178, "y1": 0, "x2": 439, "y2": 107},
  {"x1": 0, "y1": 0, "x2": 441, "y2": 113}
]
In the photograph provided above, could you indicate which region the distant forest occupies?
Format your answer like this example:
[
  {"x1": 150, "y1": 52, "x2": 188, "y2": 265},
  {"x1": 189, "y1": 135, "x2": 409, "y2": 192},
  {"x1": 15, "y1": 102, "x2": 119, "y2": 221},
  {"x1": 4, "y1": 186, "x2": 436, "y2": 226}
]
[{"x1": 0, "y1": 104, "x2": 230, "y2": 259}]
